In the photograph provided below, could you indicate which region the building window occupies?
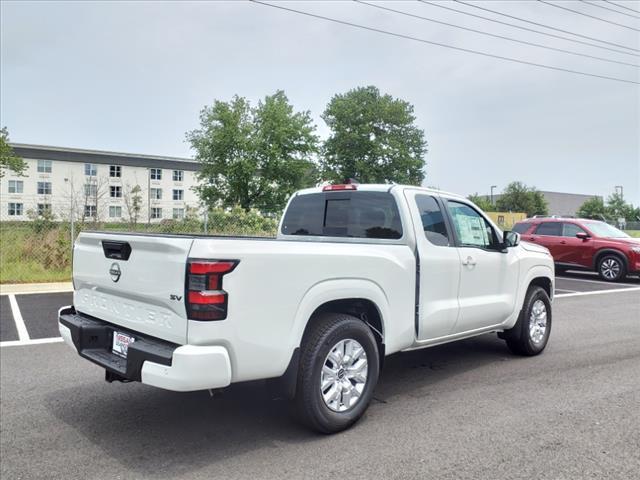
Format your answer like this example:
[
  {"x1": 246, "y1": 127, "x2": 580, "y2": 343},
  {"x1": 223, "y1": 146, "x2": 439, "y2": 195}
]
[
  {"x1": 110, "y1": 165, "x2": 121, "y2": 178},
  {"x1": 37, "y1": 159, "x2": 52, "y2": 173},
  {"x1": 109, "y1": 206, "x2": 122, "y2": 218},
  {"x1": 37, "y1": 204, "x2": 51, "y2": 216},
  {"x1": 150, "y1": 188, "x2": 162, "y2": 200},
  {"x1": 173, "y1": 208, "x2": 185, "y2": 220},
  {"x1": 8, "y1": 180, "x2": 23, "y2": 193},
  {"x1": 37, "y1": 181, "x2": 52, "y2": 195},
  {"x1": 85, "y1": 163, "x2": 97, "y2": 176},
  {"x1": 110, "y1": 186, "x2": 122, "y2": 198},
  {"x1": 84, "y1": 183, "x2": 98, "y2": 197},
  {"x1": 151, "y1": 207, "x2": 162, "y2": 219},
  {"x1": 150, "y1": 168, "x2": 162, "y2": 180},
  {"x1": 84, "y1": 205, "x2": 97, "y2": 218},
  {"x1": 172, "y1": 189, "x2": 184, "y2": 201},
  {"x1": 8, "y1": 203, "x2": 23, "y2": 216},
  {"x1": 173, "y1": 170, "x2": 184, "y2": 182}
]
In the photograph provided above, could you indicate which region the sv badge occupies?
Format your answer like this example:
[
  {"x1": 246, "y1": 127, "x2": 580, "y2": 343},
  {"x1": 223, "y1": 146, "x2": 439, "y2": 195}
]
[{"x1": 170, "y1": 294, "x2": 183, "y2": 301}]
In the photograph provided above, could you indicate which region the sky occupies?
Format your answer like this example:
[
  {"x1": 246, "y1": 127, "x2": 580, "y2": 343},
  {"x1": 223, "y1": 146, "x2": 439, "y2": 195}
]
[{"x1": 2, "y1": 0, "x2": 639, "y2": 204}]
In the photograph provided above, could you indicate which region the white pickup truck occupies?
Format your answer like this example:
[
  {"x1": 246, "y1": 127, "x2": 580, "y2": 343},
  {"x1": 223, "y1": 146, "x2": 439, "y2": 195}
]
[{"x1": 59, "y1": 183, "x2": 554, "y2": 433}]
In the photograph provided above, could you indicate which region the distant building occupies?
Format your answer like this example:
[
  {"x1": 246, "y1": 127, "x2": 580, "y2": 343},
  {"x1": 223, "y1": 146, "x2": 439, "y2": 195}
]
[
  {"x1": 538, "y1": 191, "x2": 602, "y2": 218},
  {"x1": 485, "y1": 211, "x2": 527, "y2": 229},
  {"x1": 488, "y1": 191, "x2": 602, "y2": 218},
  {"x1": 2, "y1": 144, "x2": 200, "y2": 222}
]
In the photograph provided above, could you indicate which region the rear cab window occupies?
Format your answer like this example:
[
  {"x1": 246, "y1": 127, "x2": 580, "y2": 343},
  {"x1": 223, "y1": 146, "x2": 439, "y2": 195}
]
[{"x1": 281, "y1": 191, "x2": 403, "y2": 239}]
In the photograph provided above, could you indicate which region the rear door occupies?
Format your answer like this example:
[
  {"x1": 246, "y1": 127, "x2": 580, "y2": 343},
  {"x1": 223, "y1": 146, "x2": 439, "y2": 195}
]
[
  {"x1": 72, "y1": 232, "x2": 194, "y2": 344},
  {"x1": 404, "y1": 190, "x2": 461, "y2": 340},
  {"x1": 529, "y1": 222, "x2": 563, "y2": 258}
]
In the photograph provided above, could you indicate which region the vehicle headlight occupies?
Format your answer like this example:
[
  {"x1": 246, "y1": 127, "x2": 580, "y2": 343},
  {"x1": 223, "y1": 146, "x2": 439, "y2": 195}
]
[{"x1": 631, "y1": 246, "x2": 640, "y2": 254}]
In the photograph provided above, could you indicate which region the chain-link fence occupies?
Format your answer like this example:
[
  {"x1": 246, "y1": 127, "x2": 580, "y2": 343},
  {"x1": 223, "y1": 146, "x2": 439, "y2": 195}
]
[{"x1": 0, "y1": 207, "x2": 279, "y2": 284}]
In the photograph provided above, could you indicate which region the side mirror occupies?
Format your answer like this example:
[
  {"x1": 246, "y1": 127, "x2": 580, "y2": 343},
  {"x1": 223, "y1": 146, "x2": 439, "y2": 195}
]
[
  {"x1": 503, "y1": 230, "x2": 520, "y2": 248},
  {"x1": 576, "y1": 232, "x2": 590, "y2": 240}
]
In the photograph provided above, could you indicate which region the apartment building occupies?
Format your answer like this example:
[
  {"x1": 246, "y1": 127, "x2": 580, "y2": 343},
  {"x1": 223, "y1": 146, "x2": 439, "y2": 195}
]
[{"x1": 1, "y1": 144, "x2": 200, "y2": 222}]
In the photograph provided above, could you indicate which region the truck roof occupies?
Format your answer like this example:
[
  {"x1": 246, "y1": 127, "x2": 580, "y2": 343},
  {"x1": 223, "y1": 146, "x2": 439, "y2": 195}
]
[{"x1": 295, "y1": 183, "x2": 466, "y2": 200}]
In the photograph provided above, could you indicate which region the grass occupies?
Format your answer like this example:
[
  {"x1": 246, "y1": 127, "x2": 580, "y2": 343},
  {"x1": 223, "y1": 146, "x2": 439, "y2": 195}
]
[
  {"x1": 625, "y1": 230, "x2": 640, "y2": 238},
  {"x1": 1, "y1": 215, "x2": 278, "y2": 284}
]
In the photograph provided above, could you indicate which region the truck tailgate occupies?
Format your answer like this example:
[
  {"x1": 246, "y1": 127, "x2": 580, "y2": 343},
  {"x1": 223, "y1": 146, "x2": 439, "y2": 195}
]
[{"x1": 72, "y1": 232, "x2": 194, "y2": 345}]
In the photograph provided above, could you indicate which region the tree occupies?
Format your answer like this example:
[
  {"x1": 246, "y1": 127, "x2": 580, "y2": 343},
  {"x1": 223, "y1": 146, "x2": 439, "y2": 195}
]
[
  {"x1": 495, "y1": 181, "x2": 548, "y2": 217},
  {"x1": 320, "y1": 86, "x2": 427, "y2": 185},
  {"x1": 467, "y1": 193, "x2": 494, "y2": 211},
  {"x1": 0, "y1": 127, "x2": 27, "y2": 178},
  {"x1": 123, "y1": 183, "x2": 143, "y2": 227},
  {"x1": 187, "y1": 91, "x2": 319, "y2": 213},
  {"x1": 577, "y1": 196, "x2": 607, "y2": 220},
  {"x1": 605, "y1": 192, "x2": 635, "y2": 222}
]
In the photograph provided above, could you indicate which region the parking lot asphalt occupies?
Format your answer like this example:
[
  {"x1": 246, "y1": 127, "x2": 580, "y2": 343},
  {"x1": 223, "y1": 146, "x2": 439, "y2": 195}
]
[{"x1": 1, "y1": 274, "x2": 639, "y2": 479}]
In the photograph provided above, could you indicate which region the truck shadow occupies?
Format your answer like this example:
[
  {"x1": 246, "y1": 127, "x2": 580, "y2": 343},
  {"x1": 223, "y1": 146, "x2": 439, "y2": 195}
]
[{"x1": 45, "y1": 334, "x2": 512, "y2": 477}]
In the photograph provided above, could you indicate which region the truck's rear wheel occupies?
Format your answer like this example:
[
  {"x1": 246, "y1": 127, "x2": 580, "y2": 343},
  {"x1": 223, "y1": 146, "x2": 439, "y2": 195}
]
[
  {"x1": 295, "y1": 313, "x2": 379, "y2": 433},
  {"x1": 502, "y1": 286, "x2": 551, "y2": 356}
]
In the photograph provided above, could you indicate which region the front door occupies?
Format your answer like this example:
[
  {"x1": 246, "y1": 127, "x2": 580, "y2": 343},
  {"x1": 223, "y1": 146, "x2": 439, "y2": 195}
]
[
  {"x1": 445, "y1": 200, "x2": 520, "y2": 334},
  {"x1": 404, "y1": 190, "x2": 461, "y2": 341}
]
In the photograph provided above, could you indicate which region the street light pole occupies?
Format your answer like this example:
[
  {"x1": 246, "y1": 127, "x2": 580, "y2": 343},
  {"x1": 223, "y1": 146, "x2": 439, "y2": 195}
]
[
  {"x1": 615, "y1": 185, "x2": 623, "y2": 199},
  {"x1": 490, "y1": 185, "x2": 497, "y2": 205}
]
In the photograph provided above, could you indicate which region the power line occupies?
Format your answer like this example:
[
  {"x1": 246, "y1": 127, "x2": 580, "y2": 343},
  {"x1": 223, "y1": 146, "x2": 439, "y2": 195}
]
[
  {"x1": 538, "y1": 0, "x2": 640, "y2": 31},
  {"x1": 249, "y1": 0, "x2": 639, "y2": 85},
  {"x1": 419, "y1": 0, "x2": 639, "y2": 57},
  {"x1": 580, "y1": 0, "x2": 640, "y2": 20},
  {"x1": 454, "y1": 0, "x2": 640, "y2": 53},
  {"x1": 604, "y1": 0, "x2": 640, "y2": 15},
  {"x1": 356, "y1": 0, "x2": 638, "y2": 68}
]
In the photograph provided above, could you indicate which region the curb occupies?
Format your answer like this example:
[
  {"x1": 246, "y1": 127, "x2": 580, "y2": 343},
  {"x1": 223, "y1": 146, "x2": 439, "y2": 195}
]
[{"x1": 0, "y1": 282, "x2": 74, "y2": 295}]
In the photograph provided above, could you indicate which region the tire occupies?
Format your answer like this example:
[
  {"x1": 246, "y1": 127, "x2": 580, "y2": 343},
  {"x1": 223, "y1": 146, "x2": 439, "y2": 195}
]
[
  {"x1": 597, "y1": 254, "x2": 626, "y2": 282},
  {"x1": 503, "y1": 286, "x2": 552, "y2": 356},
  {"x1": 295, "y1": 313, "x2": 379, "y2": 434}
]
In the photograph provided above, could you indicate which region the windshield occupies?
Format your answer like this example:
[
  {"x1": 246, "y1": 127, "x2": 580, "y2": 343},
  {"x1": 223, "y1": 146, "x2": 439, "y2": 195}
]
[{"x1": 582, "y1": 221, "x2": 630, "y2": 238}]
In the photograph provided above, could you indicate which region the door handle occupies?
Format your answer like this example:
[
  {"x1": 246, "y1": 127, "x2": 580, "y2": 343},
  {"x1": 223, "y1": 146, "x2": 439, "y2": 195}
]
[
  {"x1": 462, "y1": 256, "x2": 477, "y2": 266},
  {"x1": 560, "y1": 240, "x2": 567, "y2": 244}
]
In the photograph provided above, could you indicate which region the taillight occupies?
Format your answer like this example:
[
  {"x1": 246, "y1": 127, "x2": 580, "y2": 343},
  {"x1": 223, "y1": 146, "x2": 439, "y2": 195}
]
[
  {"x1": 186, "y1": 260, "x2": 238, "y2": 321},
  {"x1": 322, "y1": 184, "x2": 357, "y2": 191}
]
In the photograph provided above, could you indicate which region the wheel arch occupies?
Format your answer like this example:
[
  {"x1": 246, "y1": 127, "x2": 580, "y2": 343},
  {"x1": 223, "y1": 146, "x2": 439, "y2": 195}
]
[
  {"x1": 273, "y1": 279, "x2": 389, "y2": 400},
  {"x1": 593, "y1": 248, "x2": 629, "y2": 271}
]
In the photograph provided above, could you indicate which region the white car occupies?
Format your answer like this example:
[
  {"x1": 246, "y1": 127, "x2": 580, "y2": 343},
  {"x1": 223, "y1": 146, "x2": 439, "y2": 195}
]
[{"x1": 59, "y1": 183, "x2": 554, "y2": 433}]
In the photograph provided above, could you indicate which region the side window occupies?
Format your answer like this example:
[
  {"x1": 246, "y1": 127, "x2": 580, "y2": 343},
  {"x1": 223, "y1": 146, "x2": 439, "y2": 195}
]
[
  {"x1": 447, "y1": 201, "x2": 498, "y2": 249},
  {"x1": 563, "y1": 223, "x2": 586, "y2": 237},
  {"x1": 535, "y1": 222, "x2": 562, "y2": 236},
  {"x1": 512, "y1": 223, "x2": 530, "y2": 234},
  {"x1": 415, "y1": 195, "x2": 449, "y2": 246}
]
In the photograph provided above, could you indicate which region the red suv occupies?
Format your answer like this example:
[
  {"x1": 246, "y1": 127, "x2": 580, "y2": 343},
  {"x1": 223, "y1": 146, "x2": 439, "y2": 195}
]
[{"x1": 512, "y1": 218, "x2": 640, "y2": 281}]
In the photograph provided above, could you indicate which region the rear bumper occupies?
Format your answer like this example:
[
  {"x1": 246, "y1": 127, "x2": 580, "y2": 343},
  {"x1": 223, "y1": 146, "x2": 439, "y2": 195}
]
[{"x1": 58, "y1": 306, "x2": 231, "y2": 392}]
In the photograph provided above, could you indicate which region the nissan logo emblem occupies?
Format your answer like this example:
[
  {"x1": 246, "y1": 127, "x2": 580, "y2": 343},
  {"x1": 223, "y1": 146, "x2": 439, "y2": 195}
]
[{"x1": 109, "y1": 263, "x2": 122, "y2": 283}]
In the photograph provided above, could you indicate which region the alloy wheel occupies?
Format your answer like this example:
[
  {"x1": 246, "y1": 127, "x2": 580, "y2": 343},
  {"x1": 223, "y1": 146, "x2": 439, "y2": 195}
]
[{"x1": 320, "y1": 339, "x2": 368, "y2": 412}]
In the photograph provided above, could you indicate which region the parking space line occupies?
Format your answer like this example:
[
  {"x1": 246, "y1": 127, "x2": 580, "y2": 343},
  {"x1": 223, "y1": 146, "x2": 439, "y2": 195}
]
[
  {"x1": 0, "y1": 337, "x2": 63, "y2": 348},
  {"x1": 555, "y1": 286, "x2": 640, "y2": 298},
  {"x1": 556, "y1": 276, "x2": 637, "y2": 287},
  {"x1": 8, "y1": 294, "x2": 30, "y2": 342}
]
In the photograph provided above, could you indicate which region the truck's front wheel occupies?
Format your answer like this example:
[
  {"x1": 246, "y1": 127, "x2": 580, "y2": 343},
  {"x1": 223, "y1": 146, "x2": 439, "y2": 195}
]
[
  {"x1": 295, "y1": 313, "x2": 379, "y2": 434},
  {"x1": 502, "y1": 286, "x2": 552, "y2": 356}
]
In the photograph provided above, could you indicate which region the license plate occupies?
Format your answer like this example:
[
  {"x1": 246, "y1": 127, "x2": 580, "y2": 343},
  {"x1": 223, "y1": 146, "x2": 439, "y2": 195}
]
[{"x1": 112, "y1": 331, "x2": 135, "y2": 358}]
